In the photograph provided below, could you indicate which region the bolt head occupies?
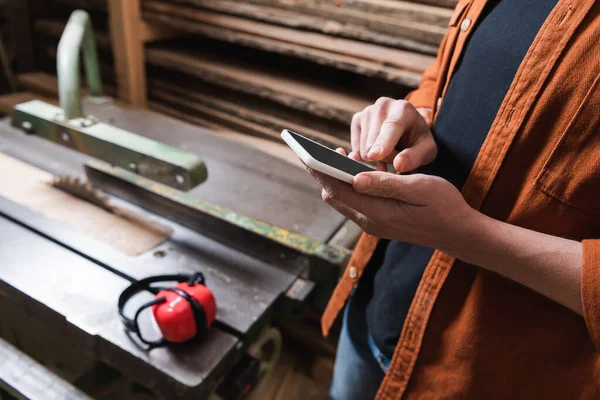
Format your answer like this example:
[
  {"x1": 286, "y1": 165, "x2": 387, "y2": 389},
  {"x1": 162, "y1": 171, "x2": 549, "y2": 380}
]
[{"x1": 20, "y1": 121, "x2": 34, "y2": 134}]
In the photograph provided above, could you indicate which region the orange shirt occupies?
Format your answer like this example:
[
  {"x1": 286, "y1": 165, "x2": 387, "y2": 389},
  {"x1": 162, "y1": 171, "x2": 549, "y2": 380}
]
[{"x1": 322, "y1": 0, "x2": 600, "y2": 398}]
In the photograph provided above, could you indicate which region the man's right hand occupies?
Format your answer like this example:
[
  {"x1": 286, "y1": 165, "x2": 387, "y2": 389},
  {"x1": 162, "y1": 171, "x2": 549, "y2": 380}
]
[{"x1": 351, "y1": 97, "x2": 437, "y2": 173}]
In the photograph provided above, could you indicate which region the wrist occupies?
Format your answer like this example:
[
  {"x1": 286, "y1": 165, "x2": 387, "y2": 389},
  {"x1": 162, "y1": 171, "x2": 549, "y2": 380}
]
[{"x1": 441, "y1": 207, "x2": 489, "y2": 262}]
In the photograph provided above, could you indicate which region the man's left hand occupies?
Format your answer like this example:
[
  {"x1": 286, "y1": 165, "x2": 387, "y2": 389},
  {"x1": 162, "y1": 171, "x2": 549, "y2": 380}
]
[{"x1": 310, "y1": 163, "x2": 476, "y2": 252}]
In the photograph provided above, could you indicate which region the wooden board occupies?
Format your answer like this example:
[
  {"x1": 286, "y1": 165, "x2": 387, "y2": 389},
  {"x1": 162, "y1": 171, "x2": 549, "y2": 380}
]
[
  {"x1": 146, "y1": 47, "x2": 371, "y2": 124},
  {"x1": 242, "y1": 0, "x2": 454, "y2": 27},
  {"x1": 156, "y1": 0, "x2": 446, "y2": 53},
  {"x1": 54, "y1": 0, "x2": 108, "y2": 12},
  {"x1": 149, "y1": 78, "x2": 350, "y2": 147},
  {"x1": 405, "y1": 0, "x2": 458, "y2": 8},
  {"x1": 108, "y1": 0, "x2": 147, "y2": 106},
  {"x1": 149, "y1": 90, "x2": 349, "y2": 151},
  {"x1": 0, "y1": 92, "x2": 56, "y2": 115},
  {"x1": 142, "y1": 11, "x2": 428, "y2": 86},
  {"x1": 35, "y1": 19, "x2": 112, "y2": 49},
  {"x1": 143, "y1": 1, "x2": 434, "y2": 73}
]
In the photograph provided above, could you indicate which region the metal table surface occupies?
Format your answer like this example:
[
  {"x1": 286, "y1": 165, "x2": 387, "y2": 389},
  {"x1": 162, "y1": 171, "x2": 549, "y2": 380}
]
[{"x1": 0, "y1": 214, "x2": 239, "y2": 399}]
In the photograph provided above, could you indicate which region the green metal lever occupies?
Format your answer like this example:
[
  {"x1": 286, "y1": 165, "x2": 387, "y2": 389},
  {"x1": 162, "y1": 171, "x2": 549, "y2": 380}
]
[
  {"x1": 57, "y1": 10, "x2": 103, "y2": 120},
  {"x1": 11, "y1": 10, "x2": 208, "y2": 191}
]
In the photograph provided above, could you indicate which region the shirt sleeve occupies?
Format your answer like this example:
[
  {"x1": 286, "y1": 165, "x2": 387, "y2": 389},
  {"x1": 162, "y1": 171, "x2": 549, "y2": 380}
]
[
  {"x1": 581, "y1": 239, "x2": 600, "y2": 349},
  {"x1": 405, "y1": 27, "x2": 449, "y2": 109}
]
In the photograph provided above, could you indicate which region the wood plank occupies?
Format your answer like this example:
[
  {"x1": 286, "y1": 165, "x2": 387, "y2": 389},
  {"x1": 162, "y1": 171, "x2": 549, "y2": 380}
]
[
  {"x1": 35, "y1": 19, "x2": 112, "y2": 49},
  {"x1": 149, "y1": 79, "x2": 350, "y2": 147},
  {"x1": 108, "y1": 0, "x2": 147, "y2": 106},
  {"x1": 143, "y1": 11, "x2": 424, "y2": 86},
  {"x1": 138, "y1": 19, "x2": 182, "y2": 42},
  {"x1": 405, "y1": 0, "x2": 458, "y2": 8},
  {"x1": 243, "y1": 0, "x2": 453, "y2": 27},
  {"x1": 54, "y1": 0, "x2": 108, "y2": 12},
  {"x1": 17, "y1": 72, "x2": 63, "y2": 97},
  {"x1": 157, "y1": 0, "x2": 444, "y2": 52},
  {"x1": 150, "y1": 87, "x2": 350, "y2": 150},
  {"x1": 0, "y1": 92, "x2": 56, "y2": 116},
  {"x1": 146, "y1": 47, "x2": 370, "y2": 124},
  {"x1": 142, "y1": 1, "x2": 434, "y2": 73},
  {"x1": 148, "y1": 100, "x2": 305, "y2": 169}
]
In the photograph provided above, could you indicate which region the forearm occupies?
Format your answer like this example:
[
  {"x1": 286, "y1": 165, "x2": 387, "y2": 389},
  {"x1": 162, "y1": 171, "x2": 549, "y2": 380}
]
[{"x1": 449, "y1": 211, "x2": 583, "y2": 314}]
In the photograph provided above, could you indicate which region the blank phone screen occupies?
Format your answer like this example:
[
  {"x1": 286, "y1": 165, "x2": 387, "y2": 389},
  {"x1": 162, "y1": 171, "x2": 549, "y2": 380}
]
[{"x1": 288, "y1": 130, "x2": 374, "y2": 176}]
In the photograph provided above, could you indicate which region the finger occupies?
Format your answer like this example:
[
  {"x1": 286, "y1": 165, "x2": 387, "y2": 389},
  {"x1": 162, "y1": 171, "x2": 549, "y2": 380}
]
[
  {"x1": 353, "y1": 172, "x2": 426, "y2": 205},
  {"x1": 311, "y1": 169, "x2": 372, "y2": 212},
  {"x1": 393, "y1": 133, "x2": 437, "y2": 173},
  {"x1": 350, "y1": 113, "x2": 361, "y2": 154},
  {"x1": 376, "y1": 161, "x2": 387, "y2": 172},
  {"x1": 321, "y1": 188, "x2": 359, "y2": 219},
  {"x1": 335, "y1": 147, "x2": 347, "y2": 156},
  {"x1": 348, "y1": 151, "x2": 361, "y2": 161},
  {"x1": 364, "y1": 101, "x2": 389, "y2": 160},
  {"x1": 367, "y1": 103, "x2": 415, "y2": 162},
  {"x1": 359, "y1": 110, "x2": 371, "y2": 161},
  {"x1": 322, "y1": 188, "x2": 370, "y2": 229}
]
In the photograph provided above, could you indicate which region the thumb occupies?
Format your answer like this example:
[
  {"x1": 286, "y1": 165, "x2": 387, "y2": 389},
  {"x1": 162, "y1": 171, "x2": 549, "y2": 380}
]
[
  {"x1": 393, "y1": 133, "x2": 437, "y2": 173},
  {"x1": 353, "y1": 172, "x2": 424, "y2": 205}
]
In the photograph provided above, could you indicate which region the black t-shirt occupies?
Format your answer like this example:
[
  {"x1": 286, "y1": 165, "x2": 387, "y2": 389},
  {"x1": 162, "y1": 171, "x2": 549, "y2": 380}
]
[{"x1": 348, "y1": 0, "x2": 559, "y2": 358}]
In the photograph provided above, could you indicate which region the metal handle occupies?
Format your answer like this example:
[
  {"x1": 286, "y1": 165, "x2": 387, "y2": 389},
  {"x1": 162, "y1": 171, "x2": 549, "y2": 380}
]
[{"x1": 57, "y1": 10, "x2": 103, "y2": 120}]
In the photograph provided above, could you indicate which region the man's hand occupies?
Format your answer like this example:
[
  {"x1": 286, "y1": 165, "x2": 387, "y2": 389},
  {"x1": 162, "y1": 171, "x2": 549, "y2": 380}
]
[
  {"x1": 351, "y1": 97, "x2": 436, "y2": 173},
  {"x1": 310, "y1": 166, "x2": 475, "y2": 252},
  {"x1": 310, "y1": 155, "x2": 584, "y2": 315}
]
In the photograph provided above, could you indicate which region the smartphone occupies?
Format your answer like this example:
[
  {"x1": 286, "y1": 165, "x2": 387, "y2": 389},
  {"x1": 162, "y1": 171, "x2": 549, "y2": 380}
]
[{"x1": 281, "y1": 129, "x2": 374, "y2": 184}]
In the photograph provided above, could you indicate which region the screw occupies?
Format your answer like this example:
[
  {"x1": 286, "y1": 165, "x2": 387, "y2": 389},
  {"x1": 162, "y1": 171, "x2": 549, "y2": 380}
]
[
  {"x1": 175, "y1": 174, "x2": 185, "y2": 185},
  {"x1": 153, "y1": 250, "x2": 166, "y2": 258},
  {"x1": 128, "y1": 162, "x2": 137, "y2": 171},
  {"x1": 61, "y1": 132, "x2": 70, "y2": 142},
  {"x1": 21, "y1": 121, "x2": 34, "y2": 134}
]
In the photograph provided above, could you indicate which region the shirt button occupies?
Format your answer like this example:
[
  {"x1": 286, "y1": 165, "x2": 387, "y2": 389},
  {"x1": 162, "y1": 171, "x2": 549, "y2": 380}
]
[
  {"x1": 461, "y1": 18, "x2": 472, "y2": 32},
  {"x1": 349, "y1": 266, "x2": 358, "y2": 279},
  {"x1": 437, "y1": 97, "x2": 443, "y2": 108}
]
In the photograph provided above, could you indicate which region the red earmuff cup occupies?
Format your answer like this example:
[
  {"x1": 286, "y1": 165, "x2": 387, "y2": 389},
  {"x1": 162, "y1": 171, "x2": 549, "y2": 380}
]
[{"x1": 152, "y1": 283, "x2": 216, "y2": 343}]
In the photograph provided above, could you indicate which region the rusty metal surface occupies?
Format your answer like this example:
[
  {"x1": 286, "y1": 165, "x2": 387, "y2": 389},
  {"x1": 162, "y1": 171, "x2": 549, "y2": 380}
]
[{"x1": 0, "y1": 214, "x2": 240, "y2": 399}]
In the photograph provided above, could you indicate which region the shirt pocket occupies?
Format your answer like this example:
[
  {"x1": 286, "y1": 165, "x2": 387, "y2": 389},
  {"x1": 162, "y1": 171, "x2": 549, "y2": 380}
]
[{"x1": 535, "y1": 72, "x2": 600, "y2": 215}]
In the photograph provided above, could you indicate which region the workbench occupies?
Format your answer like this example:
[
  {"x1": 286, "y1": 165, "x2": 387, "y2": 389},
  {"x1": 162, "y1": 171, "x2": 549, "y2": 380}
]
[{"x1": 0, "y1": 99, "x2": 352, "y2": 399}]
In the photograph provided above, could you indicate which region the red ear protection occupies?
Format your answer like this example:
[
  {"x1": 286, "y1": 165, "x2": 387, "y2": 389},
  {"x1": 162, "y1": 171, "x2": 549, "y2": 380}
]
[
  {"x1": 118, "y1": 273, "x2": 216, "y2": 347},
  {"x1": 152, "y1": 281, "x2": 216, "y2": 343}
]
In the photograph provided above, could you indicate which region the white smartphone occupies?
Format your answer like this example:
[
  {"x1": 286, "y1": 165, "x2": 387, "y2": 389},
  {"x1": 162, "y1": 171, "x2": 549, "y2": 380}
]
[{"x1": 281, "y1": 129, "x2": 374, "y2": 184}]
